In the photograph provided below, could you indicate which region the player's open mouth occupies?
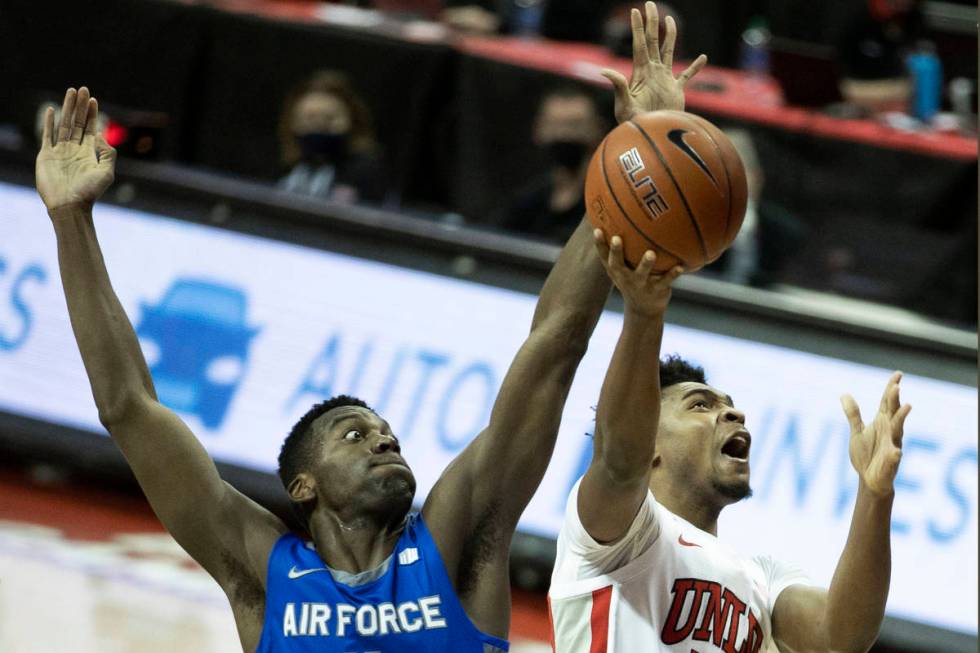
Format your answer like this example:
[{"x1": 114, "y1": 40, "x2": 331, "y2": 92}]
[{"x1": 720, "y1": 432, "x2": 751, "y2": 461}]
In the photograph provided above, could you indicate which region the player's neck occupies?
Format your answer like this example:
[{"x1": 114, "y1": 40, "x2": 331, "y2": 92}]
[
  {"x1": 308, "y1": 509, "x2": 407, "y2": 574},
  {"x1": 651, "y1": 481, "x2": 722, "y2": 536}
]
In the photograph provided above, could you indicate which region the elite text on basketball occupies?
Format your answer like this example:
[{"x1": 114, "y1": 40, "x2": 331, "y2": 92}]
[{"x1": 619, "y1": 147, "x2": 670, "y2": 220}]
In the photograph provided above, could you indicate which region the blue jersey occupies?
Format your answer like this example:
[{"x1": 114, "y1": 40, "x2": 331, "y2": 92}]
[{"x1": 256, "y1": 513, "x2": 509, "y2": 652}]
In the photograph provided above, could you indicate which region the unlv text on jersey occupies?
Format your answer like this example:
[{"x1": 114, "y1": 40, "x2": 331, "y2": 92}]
[{"x1": 661, "y1": 578, "x2": 764, "y2": 653}]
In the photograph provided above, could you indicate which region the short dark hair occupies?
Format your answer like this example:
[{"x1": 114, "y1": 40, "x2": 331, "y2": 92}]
[
  {"x1": 277, "y1": 395, "x2": 372, "y2": 491},
  {"x1": 538, "y1": 85, "x2": 604, "y2": 119},
  {"x1": 660, "y1": 354, "x2": 706, "y2": 389},
  {"x1": 586, "y1": 354, "x2": 706, "y2": 436},
  {"x1": 540, "y1": 84, "x2": 597, "y2": 105},
  {"x1": 278, "y1": 70, "x2": 378, "y2": 166}
]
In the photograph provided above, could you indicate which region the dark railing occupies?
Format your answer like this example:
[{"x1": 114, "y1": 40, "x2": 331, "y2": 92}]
[{"x1": 113, "y1": 158, "x2": 976, "y2": 361}]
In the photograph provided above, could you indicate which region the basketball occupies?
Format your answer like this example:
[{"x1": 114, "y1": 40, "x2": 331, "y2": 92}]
[{"x1": 585, "y1": 110, "x2": 748, "y2": 272}]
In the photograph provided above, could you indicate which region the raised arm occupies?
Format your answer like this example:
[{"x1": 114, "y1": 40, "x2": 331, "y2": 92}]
[
  {"x1": 577, "y1": 235, "x2": 680, "y2": 543},
  {"x1": 35, "y1": 88, "x2": 285, "y2": 601},
  {"x1": 421, "y1": 2, "x2": 703, "y2": 636},
  {"x1": 419, "y1": 215, "x2": 610, "y2": 638},
  {"x1": 423, "y1": 217, "x2": 610, "y2": 526},
  {"x1": 772, "y1": 372, "x2": 911, "y2": 653},
  {"x1": 424, "y1": 0, "x2": 705, "y2": 534},
  {"x1": 574, "y1": 1, "x2": 704, "y2": 544}
]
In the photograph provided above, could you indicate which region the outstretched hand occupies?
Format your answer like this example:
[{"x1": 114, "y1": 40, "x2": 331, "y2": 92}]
[
  {"x1": 36, "y1": 87, "x2": 116, "y2": 215},
  {"x1": 602, "y1": 2, "x2": 707, "y2": 124},
  {"x1": 594, "y1": 229, "x2": 682, "y2": 318},
  {"x1": 842, "y1": 372, "x2": 912, "y2": 498}
]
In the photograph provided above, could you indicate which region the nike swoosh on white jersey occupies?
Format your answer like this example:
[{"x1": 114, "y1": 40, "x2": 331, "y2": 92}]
[{"x1": 288, "y1": 565, "x2": 329, "y2": 579}]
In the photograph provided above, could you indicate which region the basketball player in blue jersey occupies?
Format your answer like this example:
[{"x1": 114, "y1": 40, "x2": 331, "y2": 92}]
[{"x1": 32, "y1": 5, "x2": 704, "y2": 650}]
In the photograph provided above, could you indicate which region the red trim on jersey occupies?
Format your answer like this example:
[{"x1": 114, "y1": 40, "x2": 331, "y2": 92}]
[{"x1": 589, "y1": 586, "x2": 613, "y2": 653}]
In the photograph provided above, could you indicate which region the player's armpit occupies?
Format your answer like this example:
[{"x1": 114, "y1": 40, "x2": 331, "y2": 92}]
[
  {"x1": 105, "y1": 396, "x2": 287, "y2": 589},
  {"x1": 577, "y1": 449, "x2": 654, "y2": 545},
  {"x1": 212, "y1": 483, "x2": 289, "y2": 598},
  {"x1": 771, "y1": 584, "x2": 832, "y2": 653}
]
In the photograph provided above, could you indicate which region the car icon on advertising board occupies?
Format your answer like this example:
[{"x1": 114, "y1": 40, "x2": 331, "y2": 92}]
[{"x1": 135, "y1": 278, "x2": 259, "y2": 430}]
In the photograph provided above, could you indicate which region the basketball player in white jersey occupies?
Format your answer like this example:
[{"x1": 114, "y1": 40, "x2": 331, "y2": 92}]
[{"x1": 549, "y1": 6, "x2": 913, "y2": 652}]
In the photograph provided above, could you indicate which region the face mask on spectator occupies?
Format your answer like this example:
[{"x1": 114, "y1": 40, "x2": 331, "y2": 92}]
[
  {"x1": 545, "y1": 140, "x2": 590, "y2": 171},
  {"x1": 296, "y1": 131, "x2": 350, "y2": 164}
]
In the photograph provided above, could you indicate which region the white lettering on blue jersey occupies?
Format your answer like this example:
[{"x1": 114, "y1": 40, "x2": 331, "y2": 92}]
[
  {"x1": 310, "y1": 604, "x2": 330, "y2": 635},
  {"x1": 282, "y1": 597, "x2": 447, "y2": 637},
  {"x1": 357, "y1": 604, "x2": 378, "y2": 635},
  {"x1": 300, "y1": 602, "x2": 309, "y2": 635},
  {"x1": 420, "y1": 596, "x2": 447, "y2": 629},
  {"x1": 336, "y1": 604, "x2": 355, "y2": 637},
  {"x1": 378, "y1": 602, "x2": 400, "y2": 634},
  {"x1": 284, "y1": 603, "x2": 296, "y2": 637},
  {"x1": 398, "y1": 601, "x2": 422, "y2": 632}
]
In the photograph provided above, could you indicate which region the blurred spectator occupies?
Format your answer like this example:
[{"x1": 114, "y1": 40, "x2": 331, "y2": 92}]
[
  {"x1": 498, "y1": 87, "x2": 606, "y2": 243},
  {"x1": 277, "y1": 71, "x2": 385, "y2": 204},
  {"x1": 708, "y1": 129, "x2": 807, "y2": 287},
  {"x1": 370, "y1": 0, "x2": 444, "y2": 20},
  {"x1": 837, "y1": 0, "x2": 922, "y2": 114},
  {"x1": 439, "y1": 0, "x2": 613, "y2": 42},
  {"x1": 440, "y1": 2, "x2": 500, "y2": 35},
  {"x1": 768, "y1": 0, "x2": 922, "y2": 114}
]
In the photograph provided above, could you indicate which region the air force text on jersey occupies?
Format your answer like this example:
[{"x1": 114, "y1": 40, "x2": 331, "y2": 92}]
[{"x1": 282, "y1": 596, "x2": 447, "y2": 638}]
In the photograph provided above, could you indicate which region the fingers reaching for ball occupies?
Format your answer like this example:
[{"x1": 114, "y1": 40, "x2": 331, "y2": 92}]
[
  {"x1": 635, "y1": 250, "x2": 658, "y2": 277},
  {"x1": 594, "y1": 229, "x2": 630, "y2": 272},
  {"x1": 636, "y1": 251, "x2": 685, "y2": 284},
  {"x1": 592, "y1": 227, "x2": 610, "y2": 259},
  {"x1": 593, "y1": 229, "x2": 683, "y2": 274},
  {"x1": 607, "y1": 233, "x2": 628, "y2": 274},
  {"x1": 593, "y1": 229, "x2": 683, "y2": 318}
]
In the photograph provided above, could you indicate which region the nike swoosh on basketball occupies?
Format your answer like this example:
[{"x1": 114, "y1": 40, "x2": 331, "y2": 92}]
[
  {"x1": 288, "y1": 565, "x2": 329, "y2": 579},
  {"x1": 666, "y1": 128, "x2": 718, "y2": 186},
  {"x1": 678, "y1": 534, "x2": 701, "y2": 548}
]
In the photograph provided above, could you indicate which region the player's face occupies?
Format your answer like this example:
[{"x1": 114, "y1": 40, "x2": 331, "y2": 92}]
[
  {"x1": 657, "y1": 382, "x2": 752, "y2": 504},
  {"x1": 309, "y1": 407, "x2": 416, "y2": 517}
]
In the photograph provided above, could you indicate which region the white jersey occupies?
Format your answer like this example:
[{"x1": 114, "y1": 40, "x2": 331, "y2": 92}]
[{"x1": 549, "y1": 479, "x2": 809, "y2": 653}]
